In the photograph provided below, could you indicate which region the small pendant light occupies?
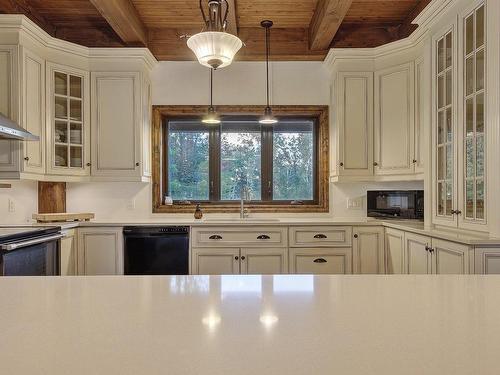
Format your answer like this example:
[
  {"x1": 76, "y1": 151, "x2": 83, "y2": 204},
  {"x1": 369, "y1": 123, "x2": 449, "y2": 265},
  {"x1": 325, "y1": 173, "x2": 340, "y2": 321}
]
[
  {"x1": 202, "y1": 68, "x2": 221, "y2": 125},
  {"x1": 259, "y1": 20, "x2": 278, "y2": 125}
]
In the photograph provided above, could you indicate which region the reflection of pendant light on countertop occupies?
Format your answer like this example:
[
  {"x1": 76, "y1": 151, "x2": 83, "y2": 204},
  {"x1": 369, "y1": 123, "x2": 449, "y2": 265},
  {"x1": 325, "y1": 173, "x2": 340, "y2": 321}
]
[
  {"x1": 259, "y1": 20, "x2": 278, "y2": 125},
  {"x1": 187, "y1": 0, "x2": 243, "y2": 70},
  {"x1": 202, "y1": 68, "x2": 221, "y2": 125}
]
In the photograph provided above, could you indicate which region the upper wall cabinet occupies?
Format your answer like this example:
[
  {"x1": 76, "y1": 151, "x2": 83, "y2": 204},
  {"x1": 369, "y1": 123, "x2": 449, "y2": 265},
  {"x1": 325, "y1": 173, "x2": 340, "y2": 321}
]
[
  {"x1": 90, "y1": 71, "x2": 151, "y2": 181},
  {"x1": 432, "y1": 1, "x2": 488, "y2": 232},
  {"x1": 374, "y1": 62, "x2": 415, "y2": 175},
  {"x1": 46, "y1": 62, "x2": 90, "y2": 177}
]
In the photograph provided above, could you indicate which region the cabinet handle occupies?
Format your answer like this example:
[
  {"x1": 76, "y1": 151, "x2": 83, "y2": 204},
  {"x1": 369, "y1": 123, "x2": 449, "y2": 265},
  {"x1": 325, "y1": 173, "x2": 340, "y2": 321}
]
[
  {"x1": 455, "y1": 210, "x2": 462, "y2": 215},
  {"x1": 425, "y1": 245, "x2": 430, "y2": 252},
  {"x1": 429, "y1": 248, "x2": 435, "y2": 253},
  {"x1": 313, "y1": 258, "x2": 327, "y2": 264},
  {"x1": 86, "y1": 162, "x2": 91, "y2": 167},
  {"x1": 234, "y1": 256, "x2": 239, "y2": 260},
  {"x1": 314, "y1": 234, "x2": 327, "y2": 239},
  {"x1": 257, "y1": 234, "x2": 270, "y2": 240},
  {"x1": 373, "y1": 162, "x2": 378, "y2": 166},
  {"x1": 24, "y1": 157, "x2": 29, "y2": 161},
  {"x1": 412, "y1": 159, "x2": 417, "y2": 164},
  {"x1": 353, "y1": 234, "x2": 358, "y2": 239},
  {"x1": 339, "y1": 162, "x2": 344, "y2": 167},
  {"x1": 209, "y1": 235, "x2": 222, "y2": 240},
  {"x1": 135, "y1": 162, "x2": 140, "y2": 167},
  {"x1": 241, "y1": 256, "x2": 246, "y2": 261}
]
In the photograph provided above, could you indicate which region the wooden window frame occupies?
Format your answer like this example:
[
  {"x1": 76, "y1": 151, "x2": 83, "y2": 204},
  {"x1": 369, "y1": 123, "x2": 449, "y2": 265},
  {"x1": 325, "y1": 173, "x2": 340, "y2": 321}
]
[{"x1": 152, "y1": 105, "x2": 329, "y2": 213}]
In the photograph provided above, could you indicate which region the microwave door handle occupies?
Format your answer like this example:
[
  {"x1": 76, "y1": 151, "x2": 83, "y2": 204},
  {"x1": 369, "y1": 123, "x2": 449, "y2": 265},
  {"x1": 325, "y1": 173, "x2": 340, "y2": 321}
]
[{"x1": 0, "y1": 234, "x2": 64, "y2": 251}]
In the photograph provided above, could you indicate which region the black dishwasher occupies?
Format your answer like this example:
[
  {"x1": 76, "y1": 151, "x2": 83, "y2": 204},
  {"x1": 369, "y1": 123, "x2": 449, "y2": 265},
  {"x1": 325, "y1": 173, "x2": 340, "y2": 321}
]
[{"x1": 123, "y1": 226, "x2": 189, "y2": 275}]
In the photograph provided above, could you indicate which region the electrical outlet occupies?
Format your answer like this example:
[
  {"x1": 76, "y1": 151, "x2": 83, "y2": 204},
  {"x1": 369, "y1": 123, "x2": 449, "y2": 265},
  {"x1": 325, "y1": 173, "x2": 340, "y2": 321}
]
[
  {"x1": 347, "y1": 197, "x2": 363, "y2": 210},
  {"x1": 126, "y1": 198, "x2": 136, "y2": 210},
  {"x1": 8, "y1": 199, "x2": 15, "y2": 212}
]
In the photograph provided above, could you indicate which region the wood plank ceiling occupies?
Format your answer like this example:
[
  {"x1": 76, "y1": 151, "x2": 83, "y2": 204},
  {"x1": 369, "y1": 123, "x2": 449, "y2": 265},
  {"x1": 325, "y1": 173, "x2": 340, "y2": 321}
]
[{"x1": 0, "y1": 0, "x2": 432, "y2": 61}]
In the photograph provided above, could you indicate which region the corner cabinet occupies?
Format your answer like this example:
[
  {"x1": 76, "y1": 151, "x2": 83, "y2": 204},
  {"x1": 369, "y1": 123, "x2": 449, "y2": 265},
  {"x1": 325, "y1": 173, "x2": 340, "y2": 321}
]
[
  {"x1": 91, "y1": 72, "x2": 151, "y2": 181},
  {"x1": 432, "y1": 2, "x2": 488, "y2": 232},
  {"x1": 46, "y1": 63, "x2": 90, "y2": 177}
]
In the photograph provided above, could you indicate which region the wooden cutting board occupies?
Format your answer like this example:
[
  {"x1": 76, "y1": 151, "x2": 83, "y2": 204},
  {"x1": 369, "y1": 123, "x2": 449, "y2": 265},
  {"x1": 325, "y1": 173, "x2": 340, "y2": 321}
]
[{"x1": 32, "y1": 213, "x2": 95, "y2": 223}]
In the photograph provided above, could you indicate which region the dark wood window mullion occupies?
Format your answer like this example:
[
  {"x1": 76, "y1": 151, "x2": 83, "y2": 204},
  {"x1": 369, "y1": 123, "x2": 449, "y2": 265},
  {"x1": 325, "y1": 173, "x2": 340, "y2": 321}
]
[
  {"x1": 209, "y1": 126, "x2": 221, "y2": 201},
  {"x1": 261, "y1": 127, "x2": 273, "y2": 201}
]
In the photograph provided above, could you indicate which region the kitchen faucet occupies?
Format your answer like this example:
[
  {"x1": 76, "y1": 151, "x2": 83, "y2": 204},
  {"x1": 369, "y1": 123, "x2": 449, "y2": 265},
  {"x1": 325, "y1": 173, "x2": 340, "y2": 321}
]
[{"x1": 240, "y1": 186, "x2": 250, "y2": 219}]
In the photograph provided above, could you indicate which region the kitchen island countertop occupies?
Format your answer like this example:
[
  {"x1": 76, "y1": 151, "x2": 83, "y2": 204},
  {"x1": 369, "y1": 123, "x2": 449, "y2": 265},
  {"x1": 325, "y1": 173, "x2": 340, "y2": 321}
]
[{"x1": 0, "y1": 275, "x2": 499, "y2": 375}]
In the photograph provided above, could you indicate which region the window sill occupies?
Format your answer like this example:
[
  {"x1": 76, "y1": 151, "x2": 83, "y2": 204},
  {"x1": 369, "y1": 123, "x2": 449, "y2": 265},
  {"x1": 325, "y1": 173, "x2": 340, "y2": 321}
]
[{"x1": 153, "y1": 202, "x2": 329, "y2": 214}]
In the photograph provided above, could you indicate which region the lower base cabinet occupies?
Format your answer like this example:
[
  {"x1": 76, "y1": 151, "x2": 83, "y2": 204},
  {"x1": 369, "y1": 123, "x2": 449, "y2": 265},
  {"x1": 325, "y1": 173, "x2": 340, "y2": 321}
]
[
  {"x1": 289, "y1": 248, "x2": 352, "y2": 274},
  {"x1": 191, "y1": 247, "x2": 287, "y2": 275},
  {"x1": 353, "y1": 226, "x2": 385, "y2": 274},
  {"x1": 77, "y1": 227, "x2": 123, "y2": 275},
  {"x1": 475, "y1": 248, "x2": 500, "y2": 274},
  {"x1": 385, "y1": 228, "x2": 405, "y2": 274},
  {"x1": 60, "y1": 229, "x2": 77, "y2": 276}
]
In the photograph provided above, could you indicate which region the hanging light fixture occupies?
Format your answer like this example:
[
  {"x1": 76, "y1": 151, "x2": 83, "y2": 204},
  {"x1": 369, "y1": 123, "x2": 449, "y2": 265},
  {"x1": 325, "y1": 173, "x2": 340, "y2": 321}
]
[
  {"x1": 202, "y1": 68, "x2": 221, "y2": 125},
  {"x1": 259, "y1": 20, "x2": 278, "y2": 125},
  {"x1": 187, "y1": 0, "x2": 243, "y2": 70}
]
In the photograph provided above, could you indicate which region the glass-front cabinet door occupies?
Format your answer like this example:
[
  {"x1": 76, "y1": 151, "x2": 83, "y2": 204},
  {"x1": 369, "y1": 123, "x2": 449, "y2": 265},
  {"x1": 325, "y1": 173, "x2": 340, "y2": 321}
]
[
  {"x1": 433, "y1": 26, "x2": 457, "y2": 227},
  {"x1": 47, "y1": 63, "x2": 90, "y2": 177},
  {"x1": 459, "y1": 3, "x2": 487, "y2": 231}
]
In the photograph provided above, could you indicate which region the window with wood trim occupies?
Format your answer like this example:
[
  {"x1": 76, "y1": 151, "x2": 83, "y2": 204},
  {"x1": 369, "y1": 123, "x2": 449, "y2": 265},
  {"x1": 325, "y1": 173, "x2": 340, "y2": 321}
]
[{"x1": 152, "y1": 106, "x2": 329, "y2": 213}]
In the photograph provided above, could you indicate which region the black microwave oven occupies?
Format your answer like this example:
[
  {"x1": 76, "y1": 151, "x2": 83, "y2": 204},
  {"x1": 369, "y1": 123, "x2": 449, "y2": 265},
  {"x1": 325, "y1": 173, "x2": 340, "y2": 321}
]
[{"x1": 367, "y1": 190, "x2": 424, "y2": 220}]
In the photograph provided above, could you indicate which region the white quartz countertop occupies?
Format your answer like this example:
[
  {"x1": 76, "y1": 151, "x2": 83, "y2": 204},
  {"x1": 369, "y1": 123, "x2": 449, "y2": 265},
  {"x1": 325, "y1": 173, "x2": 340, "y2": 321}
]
[{"x1": 0, "y1": 275, "x2": 499, "y2": 375}]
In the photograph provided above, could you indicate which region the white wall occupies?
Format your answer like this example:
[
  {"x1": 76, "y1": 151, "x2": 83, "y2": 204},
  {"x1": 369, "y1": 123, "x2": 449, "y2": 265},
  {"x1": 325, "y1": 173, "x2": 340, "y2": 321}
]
[{"x1": 0, "y1": 61, "x2": 423, "y2": 222}]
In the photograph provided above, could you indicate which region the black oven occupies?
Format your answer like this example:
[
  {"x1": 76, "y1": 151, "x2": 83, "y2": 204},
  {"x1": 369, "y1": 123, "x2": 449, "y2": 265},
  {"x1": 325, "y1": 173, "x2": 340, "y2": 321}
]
[
  {"x1": 367, "y1": 191, "x2": 424, "y2": 220},
  {"x1": 0, "y1": 227, "x2": 62, "y2": 276}
]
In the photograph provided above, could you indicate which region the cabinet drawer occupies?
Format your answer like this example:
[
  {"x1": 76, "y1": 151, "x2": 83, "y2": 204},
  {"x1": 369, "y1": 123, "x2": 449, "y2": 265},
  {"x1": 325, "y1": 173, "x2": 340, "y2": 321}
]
[
  {"x1": 289, "y1": 248, "x2": 352, "y2": 274},
  {"x1": 191, "y1": 227, "x2": 287, "y2": 248},
  {"x1": 289, "y1": 226, "x2": 352, "y2": 247}
]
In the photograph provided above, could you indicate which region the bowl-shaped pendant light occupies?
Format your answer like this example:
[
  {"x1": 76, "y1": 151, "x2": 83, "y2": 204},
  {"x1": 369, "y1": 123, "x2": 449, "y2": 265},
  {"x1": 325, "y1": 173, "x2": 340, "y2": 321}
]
[
  {"x1": 187, "y1": 0, "x2": 243, "y2": 70},
  {"x1": 202, "y1": 68, "x2": 221, "y2": 125},
  {"x1": 259, "y1": 20, "x2": 278, "y2": 125}
]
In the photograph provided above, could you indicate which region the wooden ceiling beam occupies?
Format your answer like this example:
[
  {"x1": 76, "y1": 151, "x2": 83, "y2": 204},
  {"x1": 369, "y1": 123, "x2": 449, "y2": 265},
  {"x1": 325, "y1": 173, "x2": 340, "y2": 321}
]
[
  {"x1": 0, "y1": 0, "x2": 55, "y2": 35},
  {"x1": 309, "y1": 0, "x2": 353, "y2": 51},
  {"x1": 89, "y1": 0, "x2": 148, "y2": 46}
]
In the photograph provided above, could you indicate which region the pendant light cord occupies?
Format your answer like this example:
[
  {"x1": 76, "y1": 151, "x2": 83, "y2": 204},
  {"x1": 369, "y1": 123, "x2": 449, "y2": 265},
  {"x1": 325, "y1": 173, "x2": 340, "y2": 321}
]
[
  {"x1": 265, "y1": 25, "x2": 270, "y2": 109},
  {"x1": 210, "y1": 68, "x2": 214, "y2": 107}
]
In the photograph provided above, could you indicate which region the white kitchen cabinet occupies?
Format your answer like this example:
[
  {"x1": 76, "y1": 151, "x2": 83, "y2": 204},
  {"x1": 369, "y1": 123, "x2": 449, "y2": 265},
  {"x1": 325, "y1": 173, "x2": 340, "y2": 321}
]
[
  {"x1": 432, "y1": 238, "x2": 470, "y2": 274},
  {"x1": 289, "y1": 248, "x2": 352, "y2": 274},
  {"x1": 191, "y1": 247, "x2": 240, "y2": 275},
  {"x1": 414, "y1": 57, "x2": 426, "y2": 174},
  {"x1": 60, "y1": 229, "x2": 77, "y2": 276},
  {"x1": 46, "y1": 62, "x2": 90, "y2": 177},
  {"x1": 91, "y1": 71, "x2": 150, "y2": 181},
  {"x1": 240, "y1": 247, "x2": 287, "y2": 275},
  {"x1": 404, "y1": 232, "x2": 432, "y2": 274},
  {"x1": 334, "y1": 72, "x2": 374, "y2": 177},
  {"x1": 374, "y1": 62, "x2": 415, "y2": 176},
  {"x1": 352, "y1": 226, "x2": 385, "y2": 274},
  {"x1": 289, "y1": 226, "x2": 352, "y2": 248},
  {"x1": 77, "y1": 227, "x2": 123, "y2": 275},
  {"x1": 475, "y1": 248, "x2": 500, "y2": 274},
  {"x1": 385, "y1": 228, "x2": 405, "y2": 274}
]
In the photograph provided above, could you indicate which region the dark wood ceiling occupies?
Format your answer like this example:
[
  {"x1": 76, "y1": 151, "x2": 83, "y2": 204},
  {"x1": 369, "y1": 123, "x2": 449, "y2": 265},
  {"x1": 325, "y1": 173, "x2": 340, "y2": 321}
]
[{"x1": 0, "y1": 0, "x2": 432, "y2": 61}]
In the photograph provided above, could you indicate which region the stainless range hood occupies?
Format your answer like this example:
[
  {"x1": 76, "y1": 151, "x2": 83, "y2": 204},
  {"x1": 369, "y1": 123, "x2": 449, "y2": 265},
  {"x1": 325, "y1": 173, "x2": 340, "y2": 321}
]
[{"x1": 0, "y1": 112, "x2": 39, "y2": 141}]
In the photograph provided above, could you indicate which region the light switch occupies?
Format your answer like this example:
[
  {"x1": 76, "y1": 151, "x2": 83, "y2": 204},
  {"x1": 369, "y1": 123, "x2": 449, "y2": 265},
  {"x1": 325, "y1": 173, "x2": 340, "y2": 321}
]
[{"x1": 347, "y1": 197, "x2": 363, "y2": 210}]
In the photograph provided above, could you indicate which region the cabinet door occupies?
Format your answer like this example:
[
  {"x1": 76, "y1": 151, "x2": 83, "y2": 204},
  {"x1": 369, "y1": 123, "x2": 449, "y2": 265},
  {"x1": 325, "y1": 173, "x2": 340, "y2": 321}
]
[
  {"x1": 60, "y1": 229, "x2": 77, "y2": 276},
  {"x1": 77, "y1": 227, "x2": 123, "y2": 275},
  {"x1": 46, "y1": 63, "x2": 90, "y2": 176},
  {"x1": 352, "y1": 226, "x2": 385, "y2": 274},
  {"x1": 385, "y1": 228, "x2": 405, "y2": 274},
  {"x1": 289, "y1": 248, "x2": 352, "y2": 274},
  {"x1": 22, "y1": 48, "x2": 45, "y2": 174},
  {"x1": 404, "y1": 232, "x2": 432, "y2": 274},
  {"x1": 432, "y1": 26, "x2": 458, "y2": 228},
  {"x1": 336, "y1": 72, "x2": 374, "y2": 176},
  {"x1": 374, "y1": 63, "x2": 415, "y2": 175},
  {"x1": 240, "y1": 248, "x2": 287, "y2": 275},
  {"x1": 91, "y1": 72, "x2": 141, "y2": 179},
  {"x1": 431, "y1": 238, "x2": 470, "y2": 274},
  {"x1": 414, "y1": 57, "x2": 426, "y2": 174},
  {"x1": 475, "y1": 248, "x2": 500, "y2": 274},
  {"x1": 191, "y1": 248, "x2": 240, "y2": 275}
]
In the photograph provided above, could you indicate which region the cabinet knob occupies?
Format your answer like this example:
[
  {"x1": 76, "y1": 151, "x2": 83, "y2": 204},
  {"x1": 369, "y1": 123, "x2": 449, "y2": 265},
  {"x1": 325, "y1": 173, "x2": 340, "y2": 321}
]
[
  {"x1": 135, "y1": 162, "x2": 140, "y2": 167},
  {"x1": 86, "y1": 162, "x2": 91, "y2": 167},
  {"x1": 314, "y1": 234, "x2": 327, "y2": 239},
  {"x1": 240, "y1": 256, "x2": 245, "y2": 261},
  {"x1": 313, "y1": 258, "x2": 327, "y2": 264},
  {"x1": 24, "y1": 157, "x2": 29, "y2": 161},
  {"x1": 353, "y1": 234, "x2": 358, "y2": 239},
  {"x1": 339, "y1": 162, "x2": 344, "y2": 167},
  {"x1": 234, "y1": 256, "x2": 239, "y2": 260},
  {"x1": 412, "y1": 159, "x2": 417, "y2": 164},
  {"x1": 425, "y1": 245, "x2": 430, "y2": 252},
  {"x1": 257, "y1": 234, "x2": 270, "y2": 240},
  {"x1": 455, "y1": 210, "x2": 462, "y2": 215},
  {"x1": 373, "y1": 162, "x2": 378, "y2": 166}
]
